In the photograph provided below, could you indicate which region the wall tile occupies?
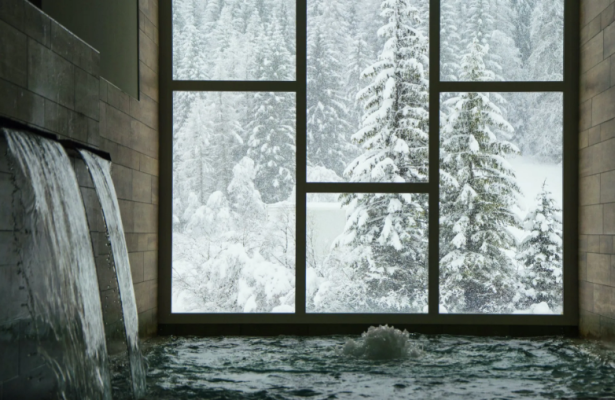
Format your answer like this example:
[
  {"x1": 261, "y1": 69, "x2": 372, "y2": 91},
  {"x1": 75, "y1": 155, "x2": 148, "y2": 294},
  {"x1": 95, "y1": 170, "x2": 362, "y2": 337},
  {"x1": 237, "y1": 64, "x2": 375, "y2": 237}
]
[
  {"x1": 114, "y1": 145, "x2": 140, "y2": 171},
  {"x1": 602, "y1": 170, "x2": 615, "y2": 203},
  {"x1": 0, "y1": 0, "x2": 24, "y2": 32},
  {"x1": 601, "y1": 118, "x2": 615, "y2": 141},
  {"x1": 140, "y1": 153, "x2": 158, "y2": 176},
  {"x1": 589, "y1": 125, "x2": 602, "y2": 146},
  {"x1": 580, "y1": 280, "x2": 595, "y2": 313},
  {"x1": 28, "y1": 39, "x2": 74, "y2": 109},
  {"x1": 131, "y1": 120, "x2": 158, "y2": 158},
  {"x1": 582, "y1": 31, "x2": 604, "y2": 73},
  {"x1": 118, "y1": 199, "x2": 135, "y2": 233},
  {"x1": 581, "y1": 205, "x2": 604, "y2": 235},
  {"x1": 588, "y1": 235, "x2": 601, "y2": 253},
  {"x1": 129, "y1": 252, "x2": 144, "y2": 284},
  {"x1": 139, "y1": 61, "x2": 158, "y2": 102},
  {"x1": 74, "y1": 68, "x2": 99, "y2": 120},
  {"x1": 583, "y1": 15, "x2": 603, "y2": 45},
  {"x1": 592, "y1": 86, "x2": 615, "y2": 126},
  {"x1": 581, "y1": 59, "x2": 611, "y2": 102},
  {"x1": 144, "y1": 251, "x2": 157, "y2": 281},
  {"x1": 588, "y1": 253, "x2": 611, "y2": 284},
  {"x1": 605, "y1": 21, "x2": 615, "y2": 58},
  {"x1": 24, "y1": 2, "x2": 50, "y2": 48},
  {"x1": 139, "y1": 0, "x2": 158, "y2": 28},
  {"x1": 152, "y1": 178, "x2": 158, "y2": 205},
  {"x1": 111, "y1": 164, "x2": 133, "y2": 201},
  {"x1": 601, "y1": 235, "x2": 614, "y2": 253},
  {"x1": 581, "y1": 174, "x2": 601, "y2": 205},
  {"x1": 138, "y1": 29, "x2": 158, "y2": 74},
  {"x1": 107, "y1": 82, "x2": 130, "y2": 114},
  {"x1": 0, "y1": 78, "x2": 45, "y2": 128},
  {"x1": 139, "y1": 10, "x2": 158, "y2": 45},
  {"x1": 129, "y1": 94, "x2": 158, "y2": 130},
  {"x1": 134, "y1": 203, "x2": 157, "y2": 233},
  {"x1": 0, "y1": 20, "x2": 27, "y2": 87},
  {"x1": 580, "y1": 144, "x2": 601, "y2": 177},
  {"x1": 605, "y1": 202, "x2": 615, "y2": 234},
  {"x1": 580, "y1": 98, "x2": 592, "y2": 131},
  {"x1": 132, "y1": 170, "x2": 151, "y2": 203},
  {"x1": 582, "y1": 0, "x2": 614, "y2": 27}
]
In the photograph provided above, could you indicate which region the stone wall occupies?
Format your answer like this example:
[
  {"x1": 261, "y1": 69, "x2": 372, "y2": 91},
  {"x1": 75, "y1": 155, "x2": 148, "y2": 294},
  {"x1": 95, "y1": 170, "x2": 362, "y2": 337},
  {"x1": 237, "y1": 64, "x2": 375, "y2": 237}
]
[
  {"x1": 0, "y1": 1, "x2": 158, "y2": 396},
  {"x1": 579, "y1": 0, "x2": 615, "y2": 340},
  {"x1": 0, "y1": 0, "x2": 158, "y2": 339},
  {"x1": 98, "y1": 0, "x2": 159, "y2": 338}
]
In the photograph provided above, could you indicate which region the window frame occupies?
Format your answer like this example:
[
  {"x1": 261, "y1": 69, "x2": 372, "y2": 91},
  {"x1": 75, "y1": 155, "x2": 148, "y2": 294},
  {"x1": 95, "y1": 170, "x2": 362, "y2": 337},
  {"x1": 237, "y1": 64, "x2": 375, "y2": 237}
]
[{"x1": 158, "y1": 0, "x2": 580, "y2": 328}]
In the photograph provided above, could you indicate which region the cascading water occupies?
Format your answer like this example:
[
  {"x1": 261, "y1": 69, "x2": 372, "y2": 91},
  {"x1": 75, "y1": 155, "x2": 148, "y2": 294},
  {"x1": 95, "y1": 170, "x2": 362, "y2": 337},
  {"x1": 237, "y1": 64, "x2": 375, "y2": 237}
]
[
  {"x1": 80, "y1": 150, "x2": 147, "y2": 399},
  {"x1": 3, "y1": 128, "x2": 112, "y2": 400}
]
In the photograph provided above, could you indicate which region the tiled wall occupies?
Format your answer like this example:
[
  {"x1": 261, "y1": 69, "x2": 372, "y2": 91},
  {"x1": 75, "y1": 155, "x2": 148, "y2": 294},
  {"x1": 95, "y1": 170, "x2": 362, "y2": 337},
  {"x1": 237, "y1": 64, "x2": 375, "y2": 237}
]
[
  {"x1": 98, "y1": 0, "x2": 160, "y2": 338},
  {"x1": 0, "y1": 0, "x2": 158, "y2": 336},
  {"x1": 0, "y1": 0, "x2": 158, "y2": 396},
  {"x1": 579, "y1": 0, "x2": 615, "y2": 340}
]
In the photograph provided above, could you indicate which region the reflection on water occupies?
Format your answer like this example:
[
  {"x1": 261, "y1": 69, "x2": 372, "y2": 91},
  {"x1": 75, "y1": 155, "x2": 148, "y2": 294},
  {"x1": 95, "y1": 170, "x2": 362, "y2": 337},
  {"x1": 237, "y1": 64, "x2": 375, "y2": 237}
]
[{"x1": 120, "y1": 334, "x2": 615, "y2": 400}]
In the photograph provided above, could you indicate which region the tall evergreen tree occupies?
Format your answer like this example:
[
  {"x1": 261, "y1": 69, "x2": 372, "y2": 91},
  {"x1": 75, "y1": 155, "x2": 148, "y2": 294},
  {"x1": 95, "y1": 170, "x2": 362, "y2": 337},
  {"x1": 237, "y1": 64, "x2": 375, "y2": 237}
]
[
  {"x1": 248, "y1": 19, "x2": 296, "y2": 203},
  {"x1": 439, "y1": 38, "x2": 521, "y2": 313},
  {"x1": 516, "y1": 181, "x2": 563, "y2": 312},
  {"x1": 337, "y1": 0, "x2": 429, "y2": 312},
  {"x1": 307, "y1": 0, "x2": 352, "y2": 176},
  {"x1": 524, "y1": 1, "x2": 564, "y2": 162}
]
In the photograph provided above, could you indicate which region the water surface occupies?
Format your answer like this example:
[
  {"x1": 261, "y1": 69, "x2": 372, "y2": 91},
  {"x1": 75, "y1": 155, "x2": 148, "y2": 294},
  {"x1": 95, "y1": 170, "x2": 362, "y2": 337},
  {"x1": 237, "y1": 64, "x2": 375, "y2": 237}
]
[{"x1": 129, "y1": 335, "x2": 615, "y2": 399}]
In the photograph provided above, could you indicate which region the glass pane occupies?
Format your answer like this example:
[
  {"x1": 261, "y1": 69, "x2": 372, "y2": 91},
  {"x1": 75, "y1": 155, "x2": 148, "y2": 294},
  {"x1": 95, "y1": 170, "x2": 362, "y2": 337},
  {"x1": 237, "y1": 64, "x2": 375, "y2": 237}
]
[
  {"x1": 441, "y1": 0, "x2": 563, "y2": 81},
  {"x1": 307, "y1": 0, "x2": 429, "y2": 182},
  {"x1": 307, "y1": 192, "x2": 429, "y2": 313},
  {"x1": 439, "y1": 92, "x2": 563, "y2": 314},
  {"x1": 172, "y1": 0, "x2": 296, "y2": 80},
  {"x1": 172, "y1": 92, "x2": 296, "y2": 313}
]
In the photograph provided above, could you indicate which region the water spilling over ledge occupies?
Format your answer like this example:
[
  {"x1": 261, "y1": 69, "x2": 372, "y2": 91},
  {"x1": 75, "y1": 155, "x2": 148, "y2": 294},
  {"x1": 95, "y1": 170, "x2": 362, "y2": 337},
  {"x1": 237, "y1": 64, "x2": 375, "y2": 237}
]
[
  {"x1": 0, "y1": 127, "x2": 146, "y2": 399},
  {"x1": 2, "y1": 128, "x2": 112, "y2": 400},
  {"x1": 80, "y1": 150, "x2": 147, "y2": 399}
]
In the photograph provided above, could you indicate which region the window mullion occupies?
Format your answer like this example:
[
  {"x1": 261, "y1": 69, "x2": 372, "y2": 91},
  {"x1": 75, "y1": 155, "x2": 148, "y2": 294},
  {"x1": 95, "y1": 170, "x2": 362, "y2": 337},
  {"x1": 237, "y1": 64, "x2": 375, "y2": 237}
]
[
  {"x1": 428, "y1": 0, "x2": 441, "y2": 316},
  {"x1": 296, "y1": 0, "x2": 308, "y2": 317}
]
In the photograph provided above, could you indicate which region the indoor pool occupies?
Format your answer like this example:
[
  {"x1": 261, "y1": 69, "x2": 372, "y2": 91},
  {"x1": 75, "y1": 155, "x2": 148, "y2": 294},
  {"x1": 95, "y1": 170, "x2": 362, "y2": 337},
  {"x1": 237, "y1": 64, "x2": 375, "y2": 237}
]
[{"x1": 114, "y1": 327, "x2": 615, "y2": 399}]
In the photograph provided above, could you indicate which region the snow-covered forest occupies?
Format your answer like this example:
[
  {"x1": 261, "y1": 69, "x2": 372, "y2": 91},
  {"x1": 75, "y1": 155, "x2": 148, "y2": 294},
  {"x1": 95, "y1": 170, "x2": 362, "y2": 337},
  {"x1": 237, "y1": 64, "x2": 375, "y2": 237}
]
[{"x1": 172, "y1": 0, "x2": 564, "y2": 314}]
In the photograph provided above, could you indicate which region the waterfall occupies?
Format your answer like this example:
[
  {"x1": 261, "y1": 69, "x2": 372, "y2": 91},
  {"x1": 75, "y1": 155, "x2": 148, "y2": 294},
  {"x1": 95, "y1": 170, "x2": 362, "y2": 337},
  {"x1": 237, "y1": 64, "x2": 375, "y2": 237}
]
[
  {"x1": 3, "y1": 129, "x2": 112, "y2": 400},
  {"x1": 80, "y1": 150, "x2": 147, "y2": 399}
]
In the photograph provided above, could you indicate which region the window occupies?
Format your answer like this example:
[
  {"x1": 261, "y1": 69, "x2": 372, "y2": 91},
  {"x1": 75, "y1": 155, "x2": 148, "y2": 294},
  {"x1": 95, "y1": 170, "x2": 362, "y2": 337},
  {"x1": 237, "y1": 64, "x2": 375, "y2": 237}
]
[{"x1": 159, "y1": 0, "x2": 579, "y2": 326}]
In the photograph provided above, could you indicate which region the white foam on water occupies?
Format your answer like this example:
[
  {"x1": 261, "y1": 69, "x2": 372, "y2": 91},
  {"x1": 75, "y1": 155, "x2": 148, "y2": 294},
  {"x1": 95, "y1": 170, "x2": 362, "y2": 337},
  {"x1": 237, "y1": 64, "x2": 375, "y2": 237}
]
[{"x1": 342, "y1": 325, "x2": 423, "y2": 360}]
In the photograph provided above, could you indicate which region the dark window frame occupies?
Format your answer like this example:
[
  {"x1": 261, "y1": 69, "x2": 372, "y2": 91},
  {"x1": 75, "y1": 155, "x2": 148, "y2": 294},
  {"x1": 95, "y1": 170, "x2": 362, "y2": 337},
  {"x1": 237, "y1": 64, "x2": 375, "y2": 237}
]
[{"x1": 158, "y1": 0, "x2": 580, "y2": 331}]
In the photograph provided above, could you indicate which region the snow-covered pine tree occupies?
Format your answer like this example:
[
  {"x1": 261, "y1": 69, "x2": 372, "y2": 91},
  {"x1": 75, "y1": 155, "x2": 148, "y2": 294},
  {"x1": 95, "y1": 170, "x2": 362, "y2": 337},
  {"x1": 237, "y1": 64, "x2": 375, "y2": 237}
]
[
  {"x1": 516, "y1": 181, "x2": 563, "y2": 312},
  {"x1": 248, "y1": 18, "x2": 296, "y2": 203},
  {"x1": 439, "y1": 38, "x2": 522, "y2": 314},
  {"x1": 307, "y1": 0, "x2": 352, "y2": 177},
  {"x1": 524, "y1": 1, "x2": 564, "y2": 162},
  {"x1": 440, "y1": 0, "x2": 461, "y2": 82},
  {"x1": 337, "y1": 0, "x2": 429, "y2": 312}
]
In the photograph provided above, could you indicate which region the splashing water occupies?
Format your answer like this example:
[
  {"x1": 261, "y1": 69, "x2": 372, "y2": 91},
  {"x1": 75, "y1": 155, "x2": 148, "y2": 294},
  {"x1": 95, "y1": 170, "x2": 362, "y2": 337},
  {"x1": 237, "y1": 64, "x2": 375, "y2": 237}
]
[
  {"x1": 3, "y1": 129, "x2": 111, "y2": 399},
  {"x1": 80, "y1": 150, "x2": 147, "y2": 399},
  {"x1": 341, "y1": 325, "x2": 422, "y2": 360}
]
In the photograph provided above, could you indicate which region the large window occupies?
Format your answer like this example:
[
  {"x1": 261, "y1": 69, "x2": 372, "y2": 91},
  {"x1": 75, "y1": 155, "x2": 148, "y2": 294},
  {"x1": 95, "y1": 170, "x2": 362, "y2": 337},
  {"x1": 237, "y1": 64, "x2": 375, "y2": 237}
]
[{"x1": 159, "y1": 0, "x2": 579, "y2": 325}]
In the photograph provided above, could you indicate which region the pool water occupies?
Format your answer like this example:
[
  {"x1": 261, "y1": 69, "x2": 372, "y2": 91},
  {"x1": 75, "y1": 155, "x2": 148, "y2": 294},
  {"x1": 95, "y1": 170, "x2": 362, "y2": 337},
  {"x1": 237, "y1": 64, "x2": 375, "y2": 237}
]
[{"x1": 118, "y1": 333, "x2": 615, "y2": 399}]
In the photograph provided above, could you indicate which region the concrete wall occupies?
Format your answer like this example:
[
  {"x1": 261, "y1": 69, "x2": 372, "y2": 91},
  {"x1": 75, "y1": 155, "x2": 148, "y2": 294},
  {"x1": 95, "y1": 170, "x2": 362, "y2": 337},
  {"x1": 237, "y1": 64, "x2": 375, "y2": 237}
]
[{"x1": 579, "y1": 0, "x2": 615, "y2": 340}]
